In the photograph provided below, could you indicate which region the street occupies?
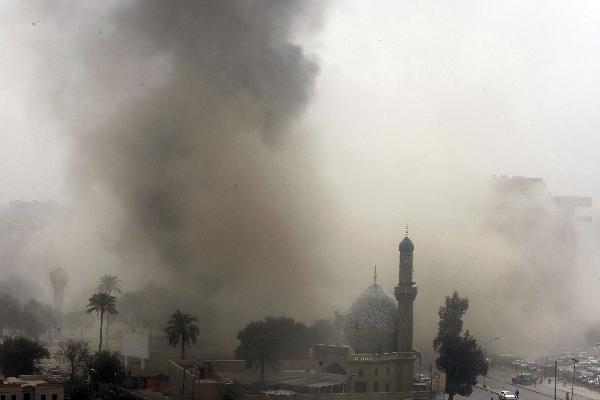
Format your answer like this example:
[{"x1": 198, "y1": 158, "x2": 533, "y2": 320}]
[{"x1": 456, "y1": 368, "x2": 600, "y2": 400}]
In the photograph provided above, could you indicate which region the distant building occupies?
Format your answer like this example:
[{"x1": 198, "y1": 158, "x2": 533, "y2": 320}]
[
  {"x1": 0, "y1": 376, "x2": 64, "y2": 400},
  {"x1": 491, "y1": 175, "x2": 592, "y2": 221}
]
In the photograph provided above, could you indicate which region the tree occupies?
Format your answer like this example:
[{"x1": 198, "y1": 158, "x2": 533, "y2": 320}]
[
  {"x1": 0, "y1": 336, "x2": 49, "y2": 376},
  {"x1": 433, "y1": 292, "x2": 488, "y2": 400},
  {"x1": 92, "y1": 351, "x2": 124, "y2": 383},
  {"x1": 19, "y1": 306, "x2": 45, "y2": 339},
  {"x1": 97, "y1": 275, "x2": 122, "y2": 296},
  {"x1": 60, "y1": 339, "x2": 89, "y2": 380},
  {"x1": 70, "y1": 381, "x2": 90, "y2": 400},
  {"x1": 309, "y1": 311, "x2": 346, "y2": 344},
  {"x1": 64, "y1": 310, "x2": 92, "y2": 338},
  {"x1": 97, "y1": 275, "x2": 121, "y2": 350},
  {"x1": 22, "y1": 299, "x2": 61, "y2": 341},
  {"x1": 235, "y1": 316, "x2": 312, "y2": 382},
  {"x1": 0, "y1": 294, "x2": 21, "y2": 335},
  {"x1": 165, "y1": 310, "x2": 199, "y2": 360},
  {"x1": 86, "y1": 292, "x2": 117, "y2": 352},
  {"x1": 119, "y1": 284, "x2": 174, "y2": 331}
]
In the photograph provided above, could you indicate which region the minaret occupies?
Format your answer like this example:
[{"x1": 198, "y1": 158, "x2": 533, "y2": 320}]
[{"x1": 394, "y1": 229, "x2": 417, "y2": 353}]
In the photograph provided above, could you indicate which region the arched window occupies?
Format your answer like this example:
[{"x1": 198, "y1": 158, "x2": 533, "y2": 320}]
[
  {"x1": 374, "y1": 381, "x2": 379, "y2": 392},
  {"x1": 358, "y1": 369, "x2": 364, "y2": 377}
]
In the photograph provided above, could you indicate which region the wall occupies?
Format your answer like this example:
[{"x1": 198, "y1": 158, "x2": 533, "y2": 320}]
[
  {"x1": 0, "y1": 385, "x2": 63, "y2": 400},
  {"x1": 347, "y1": 360, "x2": 397, "y2": 393},
  {"x1": 244, "y1": 391, "x2": 428, "y2": 400},
  {"x1": 346, "y1": 356, "x2": 415, "y2": 393},
  {"x1": 168, "y1": 361, "x2": 197, "y2": 400},
  {"x1": 0, "y1": 385, "x2": 24, "y2": 400},
  {"x1": 313, "y1": 345, "x2": 351, "y2": 374},
  {"x1": 33, "y1": 385, "x2": 64, "y2": 400}
]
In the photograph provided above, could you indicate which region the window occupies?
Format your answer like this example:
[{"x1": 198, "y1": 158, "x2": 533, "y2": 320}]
[
  {"x1": 374, "y1": 367, "x2": 378, "y2": 376},
  {"x1": 52, "y1": 395, "x2": 57, "y2": 400},
  {"x1": 354, "y1": 382, "x2": 366, "y2": 393},
  {"x1": 11, "y1": 395, "x2": 16, "y2": 400},
  {"x1": 358, "y1": 369, "x2": 364, "y2": 377},
  {"x1": 373, "y1": 381, "x2": 379, "y2": 392},
  {"x1": 385, "y1": 383, "x2": 390, "y2": 392},
  {"x1": 41, "y1": 395, "x2": 46, "y2": 400},
  {"x1": 386, "y1": 366, "x2": 390, "y2": 375},
  {"x1": 1, "y1": 394, "x2": 5, "y2": 400},
  {"x1": 24, "y1": 393, "x2": 30, "y2": 400}
]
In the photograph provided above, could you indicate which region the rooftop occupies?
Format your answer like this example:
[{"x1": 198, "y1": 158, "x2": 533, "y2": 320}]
[{"x1": 3, "y1": 376, "x2": 59, "y2": 387}]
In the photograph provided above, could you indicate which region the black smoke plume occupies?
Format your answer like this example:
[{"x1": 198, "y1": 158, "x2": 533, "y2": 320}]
[{"x1": 25, "y1": 1, "x2": 331, "y2": 352}]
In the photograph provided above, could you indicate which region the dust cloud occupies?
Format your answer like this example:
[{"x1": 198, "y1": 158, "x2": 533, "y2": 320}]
[{"x1": 2, "y1": 1, "x2": 600, "y2": 358}]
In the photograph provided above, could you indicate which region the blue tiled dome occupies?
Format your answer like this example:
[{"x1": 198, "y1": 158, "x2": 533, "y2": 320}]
[{"x1": 344, "y1": 283, "x2": 397, "y2": 353}]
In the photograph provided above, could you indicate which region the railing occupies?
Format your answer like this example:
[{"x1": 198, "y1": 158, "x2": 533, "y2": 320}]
[{"x1": 350, "y1": 352, "x2": 416, "y2": 362}]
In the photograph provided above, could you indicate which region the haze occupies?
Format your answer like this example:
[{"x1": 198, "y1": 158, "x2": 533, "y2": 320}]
[{"x1": 1, "y1": 1, "x2": 599, "y2": 357}]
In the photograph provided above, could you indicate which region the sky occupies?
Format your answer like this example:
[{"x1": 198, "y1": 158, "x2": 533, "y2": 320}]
[
  {"x1": 2, "y1": 1, "x2": 600, "y2": 206},
  {"x1": 1, "y1": 1, "x2": 600, "y2": 356},
  {"x1": 306, "y1": 0, "x2": 600, "y2": 201}
]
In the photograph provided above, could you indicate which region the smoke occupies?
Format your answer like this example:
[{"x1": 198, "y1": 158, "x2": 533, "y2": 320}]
[{"x1": 12, "y1": 1, "x2": 333, "y2": 352}]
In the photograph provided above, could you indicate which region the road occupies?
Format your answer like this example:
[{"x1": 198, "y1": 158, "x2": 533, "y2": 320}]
[{"x1": 456, "y1": 368, "x2": 600, "y2": 400}]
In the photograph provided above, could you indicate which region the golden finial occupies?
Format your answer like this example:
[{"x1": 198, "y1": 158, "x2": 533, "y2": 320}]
[{"x1": 373, "y1": 264, "x2": 377, "y2": 283}]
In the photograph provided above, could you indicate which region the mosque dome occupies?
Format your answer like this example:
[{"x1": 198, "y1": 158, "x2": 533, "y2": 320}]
[
  {"x1": 344, "y1": 282, "x2": 397, "y2": 354},
  {"x1": 399, "y1": 236, "x2": 414, "y2": 253}
]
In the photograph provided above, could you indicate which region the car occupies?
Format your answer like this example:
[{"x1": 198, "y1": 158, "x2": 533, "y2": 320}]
[
  {"x1": 499, "y1": 390, "x2": 517, "y2": 400},
  {"x1": 513, "y1": 373, "x2": 536, "y2": 385}
]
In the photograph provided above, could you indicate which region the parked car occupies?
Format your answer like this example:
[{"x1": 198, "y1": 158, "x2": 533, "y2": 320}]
[{"x1": 499, "y1": 390, "x2": 517, "y2": 400}]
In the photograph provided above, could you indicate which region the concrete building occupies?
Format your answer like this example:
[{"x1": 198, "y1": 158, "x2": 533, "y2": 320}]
[
  {"x1": 315, "y1": 235, "x2": 421, "y2": 393},
  {"x1": 0, "y1": 376, "x2": 64, "y2": 400}
]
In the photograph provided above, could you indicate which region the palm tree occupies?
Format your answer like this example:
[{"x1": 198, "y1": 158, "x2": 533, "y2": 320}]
[
  {"x1": 97, "y1": 275, "x2": 122, "y2": 295},
  {"x1": 97, "y1": 275, "x2": 121, "y2": 350},
  {"x1": 165, "y1": 310, "x2": 199, "y2": 360},
  {"x1": 86, "y1": 292, "x2": 117, "y2": 352}
]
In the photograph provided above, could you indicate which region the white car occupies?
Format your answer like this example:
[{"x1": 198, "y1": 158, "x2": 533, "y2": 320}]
[{"x1": 499, "y1": 391, "x2": 517, "y2": 400}]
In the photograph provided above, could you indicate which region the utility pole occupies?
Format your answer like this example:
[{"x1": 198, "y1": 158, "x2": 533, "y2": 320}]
[
  {"x1": 554, "y1": 360, "x2": 557, "y2": 400},
  {"x1": 88, "y1": 355, "x2": 94, "y2": 397},
  {"x1": 430, "y1": 364, "x2": 433, "y2": 400},
  {"x1": 482, "y1": 337, "x2": 499, "y2": 388},
  {"x1": 571, "y1": 358, "x2": 578, "y2": 400}
]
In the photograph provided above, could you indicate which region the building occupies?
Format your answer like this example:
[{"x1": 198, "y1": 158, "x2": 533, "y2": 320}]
[
  {"x1": 314, "y1": 234, "x2": 422, "y2": 393},
  {"x1": 166, "y1": 235, "x2": 431, "y2": 399},
  {"x1": 0, "y1": 376, "x2": 64, "y2": 400}
]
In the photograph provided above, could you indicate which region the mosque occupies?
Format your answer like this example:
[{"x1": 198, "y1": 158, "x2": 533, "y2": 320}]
[{"x1": 313, "y1": 234, "x2": 419, "y2": 393}]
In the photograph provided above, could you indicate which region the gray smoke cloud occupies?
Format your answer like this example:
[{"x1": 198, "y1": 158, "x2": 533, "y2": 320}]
[{"x1": 15, "y1": 0, "x2": 333, "y2": 352}]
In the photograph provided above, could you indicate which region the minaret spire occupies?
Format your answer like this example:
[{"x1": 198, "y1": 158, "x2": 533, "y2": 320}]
[
  {"x1": 395, "y1": 232, "x2": 417, "y2": 353},
  {"x1": 373, "y1": 264, "x2": 377, "y2": 284}
]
